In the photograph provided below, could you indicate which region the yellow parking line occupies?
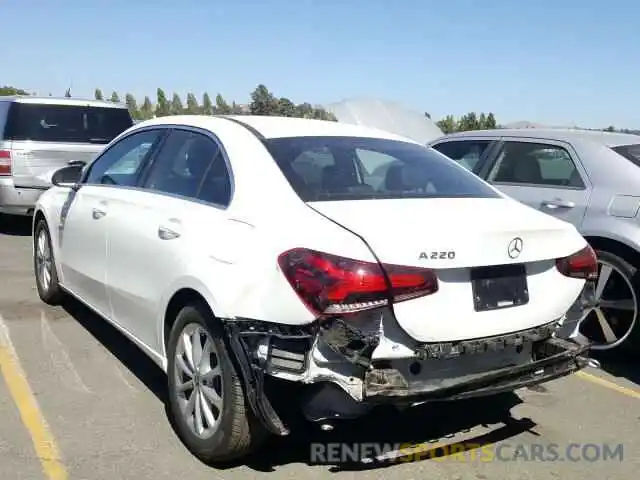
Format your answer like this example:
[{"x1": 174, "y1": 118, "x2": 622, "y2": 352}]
[
  {"x1": 576, "y1": 371, "x2": 640, "y2": 400},
  {"x1": 0, "y1": 317, "x2": 67, "y2": 480}
]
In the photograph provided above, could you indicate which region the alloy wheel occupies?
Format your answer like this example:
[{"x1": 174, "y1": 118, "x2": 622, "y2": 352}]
[
  {"x1": 578, "y1": 259, "x2": 638, "y2": 350},
  {"x1": 35, "y1": 229, "x2": 53, "y2": 292},
  {"x1": 173, "y1": 323, "x2": 224, "y2": 439}
]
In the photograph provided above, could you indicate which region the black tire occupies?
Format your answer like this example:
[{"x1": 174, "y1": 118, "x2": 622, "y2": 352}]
[
  {"x1": 33, "y1": 219, "x2": 64, "y2": 305},
  {"x1": 166, "y1": 302, "x2": 269, "y2": 464},
  {"x1": 583, "y1": 249, "x2": 640, "y2": 358}
]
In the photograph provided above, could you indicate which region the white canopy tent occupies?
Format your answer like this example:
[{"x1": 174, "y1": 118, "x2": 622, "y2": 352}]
[{"x1": 322, "y1": 97, "x2": 443, "y2": 144}]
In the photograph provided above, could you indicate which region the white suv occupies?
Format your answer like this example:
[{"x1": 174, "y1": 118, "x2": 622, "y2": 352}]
[{"x1": 0, "y1": 96, "x2": 133, "y2": 216}]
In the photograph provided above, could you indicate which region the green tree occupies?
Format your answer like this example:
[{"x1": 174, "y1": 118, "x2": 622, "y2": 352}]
[
  {"x1": 125, "y1": 93, "x2": 141, "y2": 120},
  {"x1": 604, "y1": 125, "x2": 616, "y2": 132},
  {"x1": 249, "y1": 84, "x2": 279, "y2": 115},
  {"x1": 215, "y1": 94, "x2": 231, "y2": 114},
  {"x1": 110, "y1": 91, "x2": 120, "y2": 103},
  {"x1": 185, "y1": 93, "x2": 200, "y2": 114},
  {"x1": 478, "y1": 112, "x2": 487, "y2": 129},
  {"x1": 278, "y1": 97, "x2": 296, "y2": 117},
  {"x1": 0, "y1": 86, "x2": 29, "y2": 96},
  {"x1": 436, "y1": 115, "x2": 457, "y2": 134},
  {"x1": 170, "y1": 93, "x2": 184, "y2": 115},
  {"x1": 201, "y1": 93, "x2": 214, "y2": 115},
  {"x1": 485, "y1": 113, "x2": 497, "y2": 129},
  {"x1": 311, "y1": 107, "x2": 337, "y2": 121},
  {"x1": 295, "y1": 102, "x2": 314, "y2": 118},
  {"x1": 459, "y1": 112, "x2": 479, "y2": 131},
  {"x1": 140, "y1": 96, "x2": 154, "y2": 119},
  {"x1": 94, "y1": 88, "x2": 104, "y2": 100},
  {"x1": 155, "y1": 88, "x2": 170, "y2": 117}
]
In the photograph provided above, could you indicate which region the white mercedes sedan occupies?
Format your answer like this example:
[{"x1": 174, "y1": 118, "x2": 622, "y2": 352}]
[{"x1": 32, "y1": 114, "x2": 597, "y2": 463}]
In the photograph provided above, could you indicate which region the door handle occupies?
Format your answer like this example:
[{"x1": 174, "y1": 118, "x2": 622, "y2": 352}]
[
  {"x1": 158, "y1": 225, "x2": 180, "y2": 240},
  {"x1": 541, "y1": 199, "x2": 575, "y2": 210},
  {"x1": 92, "y1": 208, "x2": 106, "y2": 219}
]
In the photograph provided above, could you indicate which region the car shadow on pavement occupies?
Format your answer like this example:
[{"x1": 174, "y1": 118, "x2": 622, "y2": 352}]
[
  {"x1": 60, "y1": 297, "x2": 168, "y2": 403},
  {"x1": 240, "y1": 391, "x2": 536, "y2": 473},
  {"x1": 0, "y1": 214, "x2": 32, "y2": 236},
  {"x1": 59, "y1": 295, "x2": 538, "y2": 474}
]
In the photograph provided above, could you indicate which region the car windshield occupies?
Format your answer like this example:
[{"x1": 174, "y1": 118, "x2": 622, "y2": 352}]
[
  {"x1": 612, "y1": 144, "x2": 640, "y2": 168},
  {"x1": 4, "y1": 102, "x2": 133, "y2": 144},
  {"x1": 264, "y1": 136, "x2": 500, "y2": 202}
]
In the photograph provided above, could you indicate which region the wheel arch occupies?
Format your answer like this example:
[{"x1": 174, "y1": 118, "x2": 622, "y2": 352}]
[
  {"x1": 33, "y1": 208, "x2": 46, "y2": 232},
  {"x1": 584, "y1": 235, "x2": 640, "y2": 269},
  {"x1": 32, "y1": 207, "x2": 57, "y2": 263},
  {"x1": 159, "y1": 279, "x2": 229, "y2": 360}
]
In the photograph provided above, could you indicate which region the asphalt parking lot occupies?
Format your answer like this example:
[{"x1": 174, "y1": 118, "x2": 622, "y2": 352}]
[{"x1": 1, "y1": 214, "x2": 639, "y2": 480}]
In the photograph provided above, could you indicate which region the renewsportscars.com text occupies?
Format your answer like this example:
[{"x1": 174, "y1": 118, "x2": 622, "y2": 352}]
[{"x1": 309, "y1": 442, "x2": 625, "y2": 464}]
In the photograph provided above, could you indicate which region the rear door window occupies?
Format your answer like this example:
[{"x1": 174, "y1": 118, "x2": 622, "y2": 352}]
[
  {"x1": 431, "y1": 139, "x2": 492, "y2": 172},
  {"x1": 488, "y1": 141, "x2": 585, "y2": 188},
  {"x1": 4, "y1": 102, "x2": 133, "y2": 144},
  {"x1": 143, "y1": 129, "x2": 232, "y2": 206}
]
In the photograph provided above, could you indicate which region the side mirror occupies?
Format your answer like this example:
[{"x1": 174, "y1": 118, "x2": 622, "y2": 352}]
[{"x1": 52, "y1": 164, "x2": 84, "y2": 188}]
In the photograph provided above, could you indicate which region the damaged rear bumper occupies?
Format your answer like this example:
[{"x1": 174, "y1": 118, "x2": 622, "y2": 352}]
[
  {"x1": 363, "y1": 337, "x2": 591, "y2": 402},
  {"x1": 222, "y1": 315, "x2": 592, "y2": 436}
]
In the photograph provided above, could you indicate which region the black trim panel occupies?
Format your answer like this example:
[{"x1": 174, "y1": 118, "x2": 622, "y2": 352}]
[{"x1": 217, "y1": 115, "x2": 266, "y2": 141}]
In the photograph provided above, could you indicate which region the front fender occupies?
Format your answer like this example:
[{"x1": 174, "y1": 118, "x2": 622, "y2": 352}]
[{"x1": 32, "y1": 187, "x2": 77, "y2": 282}]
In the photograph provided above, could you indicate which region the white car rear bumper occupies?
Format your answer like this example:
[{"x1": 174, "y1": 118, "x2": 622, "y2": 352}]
[{"x1": 220, "y1": 282, "x2": 596, "y2": 434}]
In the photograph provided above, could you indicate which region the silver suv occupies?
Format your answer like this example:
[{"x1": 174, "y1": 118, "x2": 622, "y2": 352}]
[{"x1": 0, "y1": 96, "x2": 133, "y2": 216}]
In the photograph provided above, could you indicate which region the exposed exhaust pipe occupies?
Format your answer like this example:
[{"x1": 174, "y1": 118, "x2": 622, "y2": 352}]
[{"x1": 586, "y1": 358, "x2": 601, "y2": 369}]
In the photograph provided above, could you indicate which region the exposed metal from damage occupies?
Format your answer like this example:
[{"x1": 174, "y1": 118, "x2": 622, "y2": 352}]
[
  {"x1": 413, "y1": 321, "x2": 559, "y2": 360},
  {"x1": 222, "y1": 318, "x2": 316, "y2": 436},
  {"x1": 221, "y1": 307, "x2": 593, "y2": 434},
  {"x1": 364, "y1": 337, "x2": 590, "y2": 401}
]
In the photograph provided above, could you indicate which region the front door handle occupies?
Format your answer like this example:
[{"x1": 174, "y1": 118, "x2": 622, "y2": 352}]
[
  {"x1": 92, "y1": 208, "x2": 106, "y2": 219},
  {"x1": 541, "y1": 199, "x2": 575, "y2": 210},
  {"x1": 158, "y1": 225, "x2": 180, "y2": 240}
]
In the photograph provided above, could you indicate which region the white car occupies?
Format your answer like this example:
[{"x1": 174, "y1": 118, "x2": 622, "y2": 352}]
[{"x1": 32, "y1": 115, "x2": 597, "y2": 463}]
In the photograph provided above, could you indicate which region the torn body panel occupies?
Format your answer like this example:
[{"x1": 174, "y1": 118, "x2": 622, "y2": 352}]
[{"x1": 220, "y1": 281, "x2": 595, "y2": 433}]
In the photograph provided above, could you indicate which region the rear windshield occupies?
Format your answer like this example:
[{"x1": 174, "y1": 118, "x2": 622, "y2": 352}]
[
  {"x1": 264, "y1": 136, "x2": 500, "y2": 201},
  {"x1": 612, "y1": 144, "x2": 640, "y2": 168},
  {"x1": 3, "y1": 102, "x2": 133, "y2": 144}
]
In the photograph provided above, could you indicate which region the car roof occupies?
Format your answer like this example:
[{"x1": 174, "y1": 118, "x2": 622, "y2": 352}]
[
  {"x1": 436, "y1": 128, "x2": 640, "y2": 148},
  {"x1": 135, "y1": 114, "x2": 420, "y2": 142},
  {"x1": 0, "y1": 95, "x2": 128, "y2": 109}
]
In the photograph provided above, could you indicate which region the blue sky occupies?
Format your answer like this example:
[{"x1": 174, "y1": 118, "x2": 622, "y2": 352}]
[{"x1": 3, "y1": 0, "x2": 639, "y2": 128}]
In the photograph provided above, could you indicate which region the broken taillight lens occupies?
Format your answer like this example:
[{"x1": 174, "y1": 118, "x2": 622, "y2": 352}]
[{"x1": 278, "y1": 248, "x2": 438, "y2": 317}]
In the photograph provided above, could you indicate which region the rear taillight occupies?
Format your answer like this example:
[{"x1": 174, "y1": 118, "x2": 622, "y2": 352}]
[
  {"x1": 278, "y1": 248, "x2": 438, "y2": 317},
  {"x1": 0, "y1": 150, "x2": 11, "y2": 176},
  {"x1": 555, "y1": 245, "x2": 598, "y2": 280}
]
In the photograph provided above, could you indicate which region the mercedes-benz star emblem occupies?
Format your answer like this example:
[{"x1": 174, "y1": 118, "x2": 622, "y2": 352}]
[{"x1": 507, "y1": 237, "x2": 523, "y2": 259}]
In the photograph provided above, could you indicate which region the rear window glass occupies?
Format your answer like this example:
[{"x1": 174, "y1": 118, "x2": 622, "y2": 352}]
[
  {"x1": 612, "y1": 144, "x2": 640, "y2": 168},
  {"x1": 264, "y1": 136, "x2": 500, "y2": 202},
  {"x1": 4, "y1": 103, "x2": 133, "y2": 144}
]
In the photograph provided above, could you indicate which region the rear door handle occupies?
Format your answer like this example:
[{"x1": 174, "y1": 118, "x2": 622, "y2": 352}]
[
  {"x1": 158, "y1": 225, "x2": 181, "y2": 240},
  {"x1": 541, "y1": 199, "x2": 575, "y2": 209}
]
